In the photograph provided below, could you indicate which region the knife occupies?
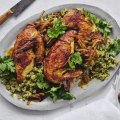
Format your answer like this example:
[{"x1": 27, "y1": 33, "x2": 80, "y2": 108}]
[{"x1": 0, "y1": 0, "x2": 35, "y2": 25}]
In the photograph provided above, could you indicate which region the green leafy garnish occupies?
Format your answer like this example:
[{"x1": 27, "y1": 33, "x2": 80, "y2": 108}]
[
  {"x1": 83, "y1": 8, "x2": 98, "y2": 24},
  {"x1": 82, "y1": 9, "x2": 112, "y2": 37},
  {"x1": 57, "y1": 88, "x2": 75, "y2": 100},
  {"x1": 0, "y1": 56, "x2": 16, "y2": 79},
  {"x1": 107, "y1": 38, "x2": 120, "y2": 57},
  {"x1": 46, "y1": 85, "x2": 61, "y2": 102},
  {"x1": 67, "y1": 52, "x2": 83, "y2": 70},
  {"x1": 88, "y1": 13, "x2": 97, "y2": 24},
  {"x1": 46, "y1": 85, "x2": 75, "y2": 102},
  {"x1": 96, "y1": 20, "x2": 112, "y2": 37},
  {"x1": 83, "y1": 8, "x2": 88, "y2": 17},
  {"x1": 36, "y1": 73, "x2": 50, "y2": 90},
  {"x1": 47, "y1": 18, "x2": 67, "y2": 39}
]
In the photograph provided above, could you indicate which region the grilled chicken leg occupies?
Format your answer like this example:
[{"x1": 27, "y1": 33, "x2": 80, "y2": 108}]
[
  {"x1": 62, "y1": 10, "x2": 106, "y2": 61},
  {"x1": 13, "y1": 25, "x2": 45, "y2": 83},
  {"x1": 44, "y1": 30, "x2": 83, "y2": 91}
]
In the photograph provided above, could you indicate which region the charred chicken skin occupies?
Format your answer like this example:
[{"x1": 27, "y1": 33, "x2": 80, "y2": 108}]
[
  {"x1": 44, "y1": 30, "x2": 83, "y2": 91},
  {"x1": 13, "y1": 25, "x2": 45, "y2": 83},
  {"x1": 62, "y1": 10, "x2": 107, "y2": 61}
]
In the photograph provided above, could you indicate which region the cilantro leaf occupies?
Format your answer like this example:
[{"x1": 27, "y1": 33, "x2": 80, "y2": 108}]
[
  {"x1": 67, "y1": 60, "x2": 75, "y2": 70},
  {"x1": 36, "y1": 73, "x2": 50, "y2": 90},
  {"x1": 88, "y1": 13, "x2": 97, "y2": 24},
  {"x1": 47, "y1": 18, "x2": 67, "y2": 39},
  {"x1": 67, "y1": 52, "x2": 83, "y2": 70},
  {"x1": 57, "y1": 88, "x2": 75, "y2": 100},
  {"x1": 83, "y1": 9, "x2": 97, "y2": 24},
  {"x1": 46, "y1": 85, "x2": 75, "y2": 102},
  {"x1": 96, "y1": 19, "x2": 112, "y2": 37},
  {"x1": 46, "y1": 85, "x2": 61, "y2": 102},
  {"x1": 83, "y1": 8, "x2": 88, "y2": 17},
  {"x1": 0, "y1": 63, "x2": 6, "y2": 71},
  {"x1": 107, "y1": 38, "x2": 120, "y2": 57},
  {"x1": 0, "y1": 56, "x2": 16, "y2": 80}
]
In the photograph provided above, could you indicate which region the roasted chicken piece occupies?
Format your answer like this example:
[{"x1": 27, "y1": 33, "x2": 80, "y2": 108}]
[
  {"x1": 62, "y1": 10, "x2": 85, "y2": 28},
  {"x1": 62, "y1": 10, "x2": 95, "y2": 41},
  {"x1": 60, "y1": 70, "x2": 83, "y2": 91},
  {"x1": 44, "y1": 30, "x2": 83, "y2": 91},
  {"x1": 13, "y1": 25, "x2": 45, "y2": 83},
  {"x1": 62, "y1": 10, "x2": 107, "y2": 61},
  {"x1": 34, "y1": 35, "x2": 45, "y2": 64}
]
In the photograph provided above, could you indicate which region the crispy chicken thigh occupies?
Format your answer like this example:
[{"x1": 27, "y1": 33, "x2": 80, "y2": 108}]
[
  {"x1": 62, "y1": 10, "x2": 84, "y2": 28},
  {"x1": 44, "y1": 30, "x2": 83, "y2": 91},
  {"x1": 13, "y1": 25, "x2": 45, "y2": 83},
  {"x1": 34, "y1": 35, "x2": 45, "y2": 64},
  {"x1": 62, "y1": 10, "x2": 94, "y2": 39},
  {"x1": 62, "y1": 10, "x2": 106, "y2": 61},
  {"x1": 60, "y1": 70, "x2": 83, "y2": 91}
]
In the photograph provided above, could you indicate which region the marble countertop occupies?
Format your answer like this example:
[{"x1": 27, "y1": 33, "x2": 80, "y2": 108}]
[{"x1": 0, "y1": 0, "x2": 120, "y2": 120}]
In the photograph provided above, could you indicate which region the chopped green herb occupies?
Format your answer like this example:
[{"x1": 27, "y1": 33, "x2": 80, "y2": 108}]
[
  {"x1": 83, "y1": 8, "x2": 88, "y2": 17},
  {"x1": 82, "y1": 9, "x2": 112, "y2": 37},
  {"x1": 67, "y1": 52, "x2": 83, "y2": 70},
  {"x1": 83, "y1": 9, "x2": 97, "y2": 24},
  {"x1": 36, "y1": 73, "x2": 50, "y2": 90},
  {"x1": 46, "y1": 85, "x2": 75, "y2": 102},
  {"x1": 47, "y1": 18, "x2": 67, "y2": 39},
  {"x1": 88, "y1": 13, "x2": 97, "y2": 24},
  {"x1": 0, "y1": 56, "x2": 16, "y2": 80},
  {"x1": 96, "y1": 19, "x2": 112, "y2": 37},
  {"x1": 107, "y1": 38, "x2": 120, "y2": 57},
  {"x1": 57, "y1": 88, "x2": 75, "y2": 100},
  {"x1": 46, "y1": 85, "x2": 61, "y2": 102}
]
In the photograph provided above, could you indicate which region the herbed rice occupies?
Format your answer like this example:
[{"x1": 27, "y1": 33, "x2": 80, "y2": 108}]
[{"x1": 1, "y1": 8, "x2": 119, "y2": 101}]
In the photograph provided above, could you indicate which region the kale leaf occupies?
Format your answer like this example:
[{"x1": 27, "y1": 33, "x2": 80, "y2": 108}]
[
  {"x1": 107, "y1": 38, "x2": 120, "y2": 57},
  {"x1": 0, "y1": 56, "x2": 16, "y2": 79},
  {"x1": 36, "y1": 73, "x2": 50, "y2": 90},
  {"x1": 47, "y1": 18, "x2": 67, "y2": 39},
  {"x1": 67, "y1": 52, "x2": 83, "y2": 70}
]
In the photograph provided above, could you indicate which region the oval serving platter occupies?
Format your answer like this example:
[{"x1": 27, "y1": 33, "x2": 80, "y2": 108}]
[{"x1": 0, "y1": 4, "x2": 120, "y2": 110}]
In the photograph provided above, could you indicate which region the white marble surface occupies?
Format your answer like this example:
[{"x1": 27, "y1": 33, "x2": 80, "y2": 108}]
[{"x1": 0, "y1": 0, "x2": 120, "y2": 120}]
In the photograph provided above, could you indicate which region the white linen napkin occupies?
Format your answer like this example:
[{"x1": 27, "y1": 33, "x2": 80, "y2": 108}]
[
  {"x1": 54, "y1": 73, "x2": 120, "y2": 120},
  {"x1": 55, "y1": 99, "x2": 120, "y2": 120}
]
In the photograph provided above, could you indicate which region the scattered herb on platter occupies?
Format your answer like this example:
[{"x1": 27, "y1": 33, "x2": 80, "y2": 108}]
[
  {"x1": 47, "y1": 18, "x2": 67, "y2": 39},
  {"x1": 107, "y1": 38, "x2": 120, "y2": 57},
  {"x1": 36, "y1": 73, "x2": 50, "y2": 90},
  {"x1": 46, "y1": 85, "x2": 75, "y2": 102},
  {"x1": 96, "y1": 20, "x2": 112, "y2": 37},
  {"x1": 0, "y1": 56, "x2": 16, "y2": 80},
  {"x1": 83, "y1": 9, "x2": 112, "y2": 37},
  {"x1": 67, "y1": 52, "x2": 83, "y2": 70},
  {"x1": 36, "y1": 73, "x2": 75, "y2": 102}
]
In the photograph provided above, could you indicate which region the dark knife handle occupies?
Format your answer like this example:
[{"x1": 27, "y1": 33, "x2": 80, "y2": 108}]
[{"x1": 0, "y1": 10, "x2": 13, "y2": 25}]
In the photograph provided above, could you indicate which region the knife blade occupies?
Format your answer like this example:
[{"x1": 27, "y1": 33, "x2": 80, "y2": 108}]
[
  {"x1": 11, "y1": 0, "x2": 35, "y2": 17},
  {"x1": 0, "y1": 0, "x2": 35, "y2": 25}
]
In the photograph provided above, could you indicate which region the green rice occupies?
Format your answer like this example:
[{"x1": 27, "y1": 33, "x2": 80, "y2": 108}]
[
  {"x1": 1, "y1": 64, "x2": 43, "y2": 101},
  {"x1": 84, "y1": 40, "x2": 119, "y2": 80},
  {"x1": 1, "y1": 9, "x2": 119, "y2": 102}
]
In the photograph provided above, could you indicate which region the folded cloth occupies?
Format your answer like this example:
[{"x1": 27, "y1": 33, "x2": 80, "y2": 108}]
[
  {"x1": 54, "y1": 99, "x2": 120, "y2": 120},
  {"x1": 55, "y1": 70, "x2": 120, "y2": 120}
]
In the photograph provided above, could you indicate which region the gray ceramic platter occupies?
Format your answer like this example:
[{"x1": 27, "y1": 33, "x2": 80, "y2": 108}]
[{"x1": 0, "y1": 4, "x2": 120, "y2": 110}]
